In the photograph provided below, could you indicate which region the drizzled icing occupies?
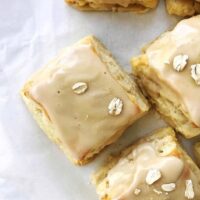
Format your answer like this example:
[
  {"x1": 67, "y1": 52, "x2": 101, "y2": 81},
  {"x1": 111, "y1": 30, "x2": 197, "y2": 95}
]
[{"x1": 98, "y1": 142, "x2": 184, "y2": 199}]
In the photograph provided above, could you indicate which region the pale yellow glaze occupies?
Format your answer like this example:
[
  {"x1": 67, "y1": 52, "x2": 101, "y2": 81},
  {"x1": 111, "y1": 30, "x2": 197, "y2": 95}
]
[
  {"x1": 98, "y1": 141, "x2": 200, "y2": 199},
  {"x1": 146, "y1": 15, "x2": 200, "y2": 127},
  {"x1": 30, "y1": 43, "x2": 141, "y2": 161}
]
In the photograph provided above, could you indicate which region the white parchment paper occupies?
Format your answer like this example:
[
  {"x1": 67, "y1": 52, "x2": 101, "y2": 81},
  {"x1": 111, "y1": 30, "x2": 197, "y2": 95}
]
[{"x1": 0, "y1": 0, "x2": 199, "y2": 199}]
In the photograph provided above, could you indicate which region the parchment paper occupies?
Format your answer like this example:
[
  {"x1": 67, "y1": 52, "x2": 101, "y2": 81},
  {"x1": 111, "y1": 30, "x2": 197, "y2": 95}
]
[{"x1": 0, "y1": 0, "x2": 199, "y2": 199}]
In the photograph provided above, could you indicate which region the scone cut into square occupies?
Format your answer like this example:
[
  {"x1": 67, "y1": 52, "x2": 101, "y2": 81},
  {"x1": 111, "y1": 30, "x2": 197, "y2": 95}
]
[
  {"x1": 21, "y1": 36, "x2": 149, "y2": 165},
  {"x1": 92, "y1": 127, "x2": 200, "y2": 200},
  {"x1": 166, "y1": 0, "x2": 200, "y2": 17},
  {"x1": 132, "y1": 15, "x2": 200, "y2": 138},
  {"x1": 65, "y1": 0, "x2": 158, "y2": 12}
]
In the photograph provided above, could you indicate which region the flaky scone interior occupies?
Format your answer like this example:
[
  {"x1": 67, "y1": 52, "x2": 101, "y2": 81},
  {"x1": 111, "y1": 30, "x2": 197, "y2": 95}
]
[
  {"x1": 65, "y1": 0, "x2": 158, "y2": 12},
  {"x1": 166, "y1": 0, "x2": 200, "y2": 17},
  {"x1": 21, "y1": 35, "x2": 149, "y2": 165},
  {"x1": 92, "y1": 127, "x2": 200, "y2": 200},
  {"x1": 132, "y1": 15, "x2": 200, "y2": 138}
]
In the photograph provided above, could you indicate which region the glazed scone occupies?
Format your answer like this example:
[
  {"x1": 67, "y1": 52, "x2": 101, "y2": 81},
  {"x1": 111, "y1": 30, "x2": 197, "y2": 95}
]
[
  {"x1": 65, "y1": 0, "x2": 159, "y2": 12},
  {"x1": 21, "y1": 36, "x2": 149, "y2": 165},
  {"x1": 132, "y1": 15, "x2": 200, "y2": 138},
  {"x1": 166, "y1": 0, "x2": 200, "y2": 17},
  {"x1": 92, "y1": 127, "x2": 200, "y2": 200},
  {"x1": 194, "y1": 142, "x2": 200, "y2": 166}
]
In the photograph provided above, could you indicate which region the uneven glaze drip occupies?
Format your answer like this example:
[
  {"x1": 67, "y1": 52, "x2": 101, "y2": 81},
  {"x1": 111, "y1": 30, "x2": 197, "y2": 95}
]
[
  {"x1": 146, "y1": 16, "x2": 200, "y2": 127},
  {"x1": 105, "y1": 143, "x2": 184, "y2": 199},
  {"x1": 30, "y1": 43, "x2": 141, "y2": 161}
]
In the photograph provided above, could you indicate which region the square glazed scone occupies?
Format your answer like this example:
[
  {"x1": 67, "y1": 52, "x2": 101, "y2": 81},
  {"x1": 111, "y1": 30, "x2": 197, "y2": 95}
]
[
  {"x1": 194, "y1": 142, "x2": 200, "y2": 166},
  {"x1": 166, "y1": 0, "x2": 200, "y2": 17},
  {"x1": 65, "y1": 0, "x2": 158, "y2": 12},
  {"x1": 132, "y1": 15, "x2": 200, "y2": 138},
  {"x1": 21, "y1": 36, "x2": 149, "y2": 165},
  {"x1": 92, "y1": 127, "x2": 200, "y2": 200}
]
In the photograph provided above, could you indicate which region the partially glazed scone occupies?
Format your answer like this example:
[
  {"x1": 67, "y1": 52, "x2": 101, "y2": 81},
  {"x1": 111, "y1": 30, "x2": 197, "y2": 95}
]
[
  {"x1": 194, "y1": 142, "x2": 200, "y2": 166},
  {"x1": 65, "y1": 0, "x2": 159, "y2": 12},
  {"x1": 166, "y1": 0, "x2": 200, "y2": 17},
  {"x1": 132, "y1": 15, "x2": 200, "y2": 138},
  {"x1": 21, "y1": 36, "x2": 149, "y2": 165},
  {"x1": 92, "y1": 127, "x2": 200, "y2": 200}
]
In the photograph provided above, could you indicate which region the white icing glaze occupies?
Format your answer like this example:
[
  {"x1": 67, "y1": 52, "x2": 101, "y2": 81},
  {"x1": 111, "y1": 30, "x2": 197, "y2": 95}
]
[
  {"x1": 104, "y1": 143, "x2": 184, "y2": 199},
  {"x1": 30, "y1": 43, "x2": 141, "y2": 161},
  {"x1": 146, "y1": 16, "x2": 200, "y2": 127}
]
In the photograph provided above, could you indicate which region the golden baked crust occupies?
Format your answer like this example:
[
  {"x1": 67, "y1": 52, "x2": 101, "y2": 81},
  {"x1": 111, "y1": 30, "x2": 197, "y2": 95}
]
[
  {"x1": 92, "y1": 127, "x2": 200, "y2": 199},
  {"x1": 166, "y1": 0, "x2": 200, "y2": 17},
  {"x1": 194, "y1": 142, "x2": 200, "y2": 167},
  {"x1": 131, "y1": 16, "x2": 200, "y2": 138},
  {"x1": 65, "y1": 0, "x2": 158, "y2": 12},
  {"x1": 21, "y1": 35, "x2": 149, "y2": 165},
  {"x1": 195, "y1": 1, "x2": 200, "y2": 13}
]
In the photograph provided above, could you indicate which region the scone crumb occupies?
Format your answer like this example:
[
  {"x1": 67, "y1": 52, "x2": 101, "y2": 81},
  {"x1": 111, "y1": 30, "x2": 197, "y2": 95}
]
[
  {"x1": 153, "y1": 188, "x2": 162, "y2": 195},
  {"x1": 173, "y1": 54, "x2": 189, "y2": 72},
  {"x1": 161, "y1": 183, "x2": 176, "y2": 192},
  {"x1": 146, "y1": 168, "x2": 161, "y2": 185},
  {"x1": 72, "y1": 82, "x2": 88, "y2": 94},
  {"x1": 108, "y1": 97, "x2": 123, "y2": 116},
  {"x1": 164, "y1": 60, "x2": 170, "y2": 65},
  {"x1": 134, "y1": 188, "x2": 141, "y2": 195},
  {"x1": 191, "y1": 64, "x2": 200, "y2": 85},
  {"x1": 185, "y1": 179, "x2": 195, "y2": 199}
]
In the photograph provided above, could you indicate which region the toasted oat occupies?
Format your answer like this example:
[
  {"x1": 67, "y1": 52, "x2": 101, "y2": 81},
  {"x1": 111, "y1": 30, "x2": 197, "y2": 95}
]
[
  {"x1": 173, "y1": 54, "x2": 189, "y2": 72},
  {"x1": 72, "y1": 82, "x2": 88, "y2": 94},
  {"x1": 161, "y1": 183, "x2": 176, "y2": 192},
  {"x1": 185, "y1": 180, "x2": 195, "y2": 199},
  {"x1": 108, "y1": 98, "x2": 123, "y2": 116},
  {"x1": 191, "y1": 64, "x2": 200, "y2": 85},
  {"x1": 134, "y1": 188, "x2": 141, "y2": 195},
  {"x1": 146, "y1": 169, "x2": 161, "y2": 185}
]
